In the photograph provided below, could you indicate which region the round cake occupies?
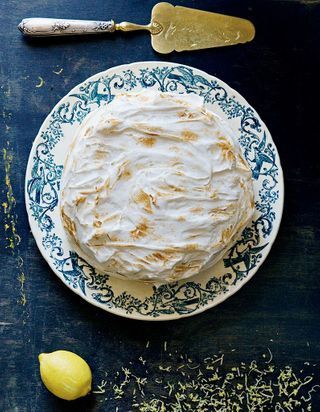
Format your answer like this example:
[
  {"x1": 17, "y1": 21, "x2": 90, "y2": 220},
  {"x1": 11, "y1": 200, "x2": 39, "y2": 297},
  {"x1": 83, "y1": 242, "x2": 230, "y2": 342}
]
[{"x1": 60, "y1": 91, "x2": 254, "y2": 283}]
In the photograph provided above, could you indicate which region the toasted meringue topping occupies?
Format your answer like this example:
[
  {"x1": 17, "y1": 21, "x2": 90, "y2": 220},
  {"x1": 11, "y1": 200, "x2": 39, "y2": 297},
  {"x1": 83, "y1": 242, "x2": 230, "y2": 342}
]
[{"x1": 60, "y1": 91, "x2": 254, "y2": 282}]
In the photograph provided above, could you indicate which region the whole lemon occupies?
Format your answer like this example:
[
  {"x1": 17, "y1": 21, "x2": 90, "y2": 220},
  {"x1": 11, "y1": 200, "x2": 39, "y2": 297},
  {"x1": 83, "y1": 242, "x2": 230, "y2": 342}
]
[{"x1": 38, "y1": 350, "x2": 92, "y2": 400}]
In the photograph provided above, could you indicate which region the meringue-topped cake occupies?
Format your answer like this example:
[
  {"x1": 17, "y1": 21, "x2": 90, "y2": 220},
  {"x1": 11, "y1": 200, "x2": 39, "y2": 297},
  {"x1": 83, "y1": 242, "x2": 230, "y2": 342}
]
[{"x1": 60, "y1": 91, "x2": 254, "y2": 283}]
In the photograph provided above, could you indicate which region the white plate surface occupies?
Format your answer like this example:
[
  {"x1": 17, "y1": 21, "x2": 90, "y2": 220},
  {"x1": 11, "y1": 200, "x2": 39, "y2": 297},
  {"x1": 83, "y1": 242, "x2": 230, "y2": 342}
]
[{"x1": 25, "y1": 62, "x2": 284, "y2": 320}]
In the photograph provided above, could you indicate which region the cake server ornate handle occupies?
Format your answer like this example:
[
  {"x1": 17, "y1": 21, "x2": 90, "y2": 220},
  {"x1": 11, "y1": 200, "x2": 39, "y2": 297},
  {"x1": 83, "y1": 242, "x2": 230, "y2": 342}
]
[{"x1": 18, "y1": 18, "x2": 162, "y2": 37}]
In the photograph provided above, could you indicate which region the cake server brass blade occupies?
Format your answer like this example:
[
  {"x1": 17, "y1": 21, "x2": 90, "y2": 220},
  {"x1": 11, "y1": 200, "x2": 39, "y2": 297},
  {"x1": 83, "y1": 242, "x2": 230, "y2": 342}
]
[
  {"x1": 18, "y1": 2, "x2": 255, "y2": 54},
  {"x1": 149, "y1": 2, "x2": 255, "y2": 53}
]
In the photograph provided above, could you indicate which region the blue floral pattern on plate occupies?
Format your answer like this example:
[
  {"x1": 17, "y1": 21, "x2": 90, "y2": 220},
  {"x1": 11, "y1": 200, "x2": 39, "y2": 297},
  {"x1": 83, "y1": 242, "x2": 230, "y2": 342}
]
[{"x1": 25, "y1": 62, "x2": 283, "y2": 320}]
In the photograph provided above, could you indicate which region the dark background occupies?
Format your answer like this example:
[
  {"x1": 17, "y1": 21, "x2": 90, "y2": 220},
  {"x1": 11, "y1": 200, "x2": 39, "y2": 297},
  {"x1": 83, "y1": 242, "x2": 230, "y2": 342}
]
[{"x1": 1, "y1": 0, "x2": 320, "y2": 411}]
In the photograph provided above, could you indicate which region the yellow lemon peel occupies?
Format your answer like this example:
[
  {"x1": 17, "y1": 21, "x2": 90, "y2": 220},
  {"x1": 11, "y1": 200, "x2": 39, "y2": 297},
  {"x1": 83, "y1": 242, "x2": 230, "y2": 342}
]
[{"x1": 39, "y1": 350, "x2": 92, "y2": 401}]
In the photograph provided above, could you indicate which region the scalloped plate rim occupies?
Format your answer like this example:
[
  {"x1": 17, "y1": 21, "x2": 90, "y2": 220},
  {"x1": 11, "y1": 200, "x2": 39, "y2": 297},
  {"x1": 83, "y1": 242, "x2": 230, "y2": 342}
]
[{"x1": 25, "y1": 61, "x2": 284, "y2": 321}]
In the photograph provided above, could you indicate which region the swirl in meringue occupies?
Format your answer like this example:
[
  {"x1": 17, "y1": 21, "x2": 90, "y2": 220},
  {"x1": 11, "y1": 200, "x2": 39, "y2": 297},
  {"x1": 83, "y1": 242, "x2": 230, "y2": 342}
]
[{"x1": 60, "y1": 91, "x2": 254, "y2": 283}]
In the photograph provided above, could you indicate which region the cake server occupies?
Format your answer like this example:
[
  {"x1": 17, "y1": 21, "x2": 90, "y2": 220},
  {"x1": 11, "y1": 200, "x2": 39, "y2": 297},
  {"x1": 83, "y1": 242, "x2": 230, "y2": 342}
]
[{"x1": 18, "y1": 2, "x2": 255, "y2": 54}]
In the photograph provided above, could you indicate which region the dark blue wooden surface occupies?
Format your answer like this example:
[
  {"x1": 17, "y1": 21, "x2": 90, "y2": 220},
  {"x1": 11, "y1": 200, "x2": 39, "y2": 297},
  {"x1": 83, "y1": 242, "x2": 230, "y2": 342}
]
[{"x1": 1, "y1": 1, "x2": 320, "y2": 411}]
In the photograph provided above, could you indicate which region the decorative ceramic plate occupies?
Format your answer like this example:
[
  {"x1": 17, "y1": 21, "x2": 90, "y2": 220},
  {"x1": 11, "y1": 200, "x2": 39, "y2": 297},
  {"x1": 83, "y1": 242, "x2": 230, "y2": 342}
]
[{"x1": 25, "y1": 62, "x2": 284, "y2": 321}]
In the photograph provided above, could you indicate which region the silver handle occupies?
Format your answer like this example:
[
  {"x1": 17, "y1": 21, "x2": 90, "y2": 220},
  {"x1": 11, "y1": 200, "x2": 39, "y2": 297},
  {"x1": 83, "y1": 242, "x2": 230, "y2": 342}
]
[{"x1": 18, "y1": 18, "x2": 115, "y2": 37}]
